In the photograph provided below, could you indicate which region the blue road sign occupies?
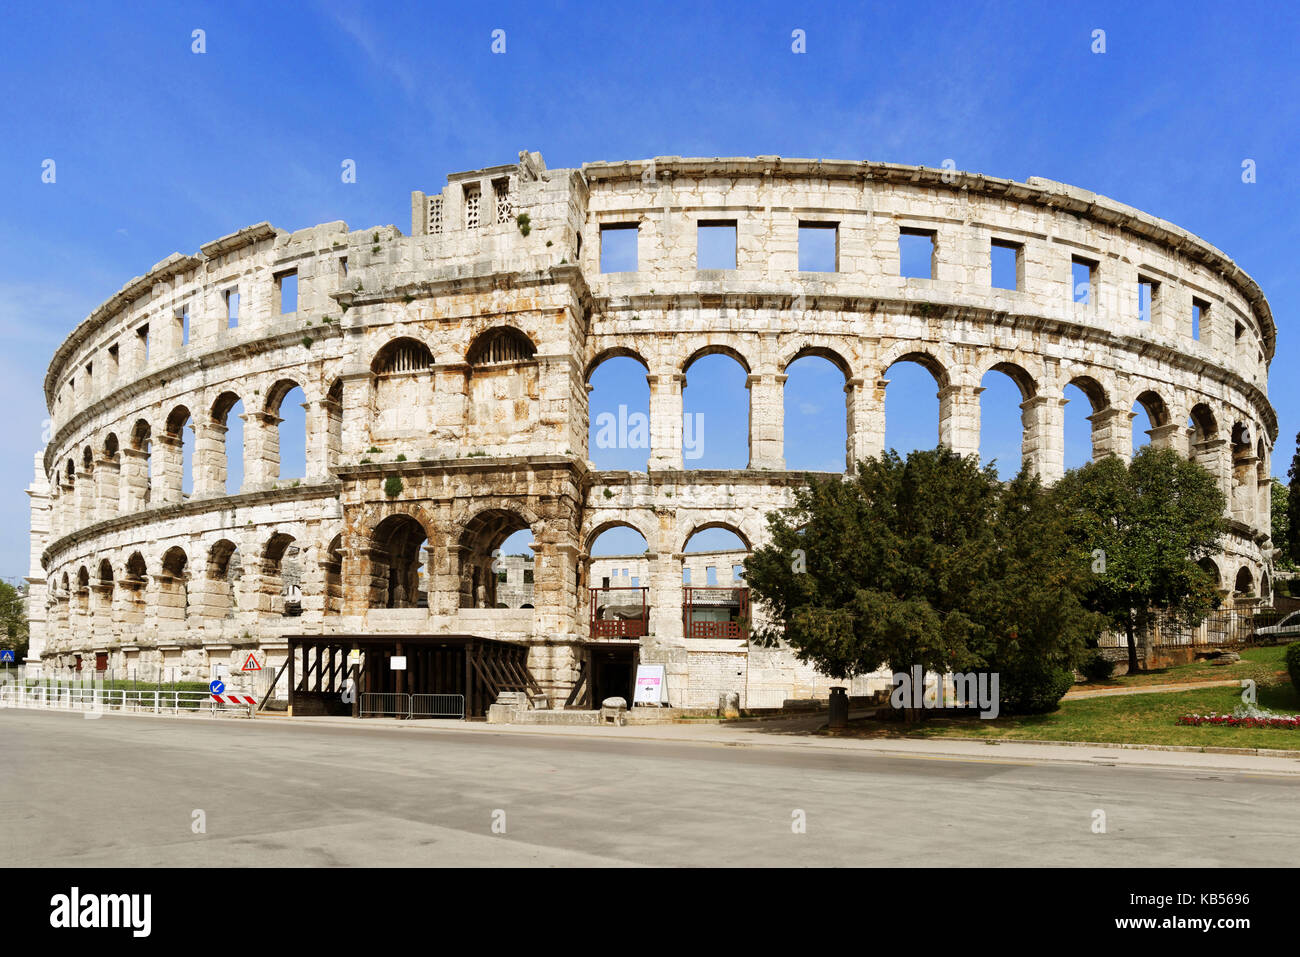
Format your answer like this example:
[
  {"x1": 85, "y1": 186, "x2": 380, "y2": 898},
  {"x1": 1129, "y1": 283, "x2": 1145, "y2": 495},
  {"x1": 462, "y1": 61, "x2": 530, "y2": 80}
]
[
  {"x1": 209, "y1": 679, "x2": 225, "y2": 695},
  {"x1": 0, "y1": 650, "x2": 14, "y2": 662}
]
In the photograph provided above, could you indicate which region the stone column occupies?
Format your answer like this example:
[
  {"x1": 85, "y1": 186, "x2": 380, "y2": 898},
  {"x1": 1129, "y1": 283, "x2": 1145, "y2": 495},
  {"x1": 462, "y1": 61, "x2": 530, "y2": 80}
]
[
  {"x1": 649, "y1": 551, "x2": 685, "y2": 642},
  {"x1": 307, "y1": 397, "x2": 340, "y2": 482},
  {"x1": 938, "y1": 384, "x2": 982, "y2": 458},
  {"x1": 1191, "y1": 438, "x2": 1230, "y2": 515},
  {"x1": 1231, "y1": 449, "x2": 1258, "y2": 525},
  {"x1": 193, "y1": 420, "x2": 227, "y2": 497},
  {"x1": 1088, "y1": 407, "x2": 1133, "y2": 463},
  {"x1": 60, "y1": 479, "x2": 77, "y2": 533},
  {"x1": 535, "y1": 540, "x2": 580, "y2": 638},
  {"x1": 1022, "y1": 393, "x2": 1065, "y2": 483},
  {"x1": 340, "y1": 372, "x2": 373, "y2": 458},
  {"x1": 90, "y1": 583, "x2": 113, "y2": 645},
  {"x1": 647, "y1": 372, "x2": 684, "y2": 470},
  {"x1": 1146, "y1": 422, "x2": 1183, "y2": 452},
  {"x1": 75, "y1": 471, "x2": 94, "y2": 527},
  {"x1": 747, "y1": 373, "x2": 786, "y2": 470},
  {"x1": 845, "y1": 377, "x2": 885, "y2": 472},
  {"x1": 241, "y1": 411, "x2": 281, "y2": 489},
  {"x1": 118, "y1": 446, "x2": 150, "y2": 512},
  {"x1": 155, "y1": 433, "x2": 184, "y2": 505},
  {"x1": 95, "y1": 454, "x2": 120, "y2": 522}
]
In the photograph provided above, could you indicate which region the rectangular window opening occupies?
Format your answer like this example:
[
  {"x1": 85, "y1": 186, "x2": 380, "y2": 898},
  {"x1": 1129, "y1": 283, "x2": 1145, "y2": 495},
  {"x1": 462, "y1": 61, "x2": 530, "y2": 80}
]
[
  {"x1": 1235, "y1": 321, "x2": 1245, "y2": 342},
  {"x1": 277, "y1": 270, "x2": 298, "y2": 314},
  {"x1": 493, "y1": 178, "x2": 512, "y2": 224},
  {"x1": 1138, "y1": 277, "x2": 1159, "y2": 322},
  {"x1": 1070, "y1": 256, "x2": 1097, "y2": 305},
  {"x1": 107, "y1": 343, "x2": 119, "y2": 374},
  {"x1": 682, "y1": 568, "x2": 692, "y2": 585},
  {"x1": 464, "y1": 184, "x2": 481, "y2": 230},
  {"x1": 798, "y1": 222, "x2": 838, "y2": 272},
  {"x1": 705, "y1": 566, "x2": 718, "y2": 586},
  {"x1": 697, "y1": 220, "x2": 738, "y2": 271},
  {"x1": 732, "y1": 564, "x2": 744, "y2": 583},
  {"x1": 137, "y1": 324, "x2": 150, "y2": 363},
  {"x1": 225, "y1": 288, "x2": 240, "y2": 328},
  {"x1": 990, "y1": 239, "x2": 1022, "y2": 291},
  {"x1": 600, "y1": 223, "x2": 639, "y2": 273},
  {"x1": 1192, "y1": 297, "x2": 1208, "y2": 341},
  {"x1": 898, "y1": 227, "x2": 936, "y2": 280}
]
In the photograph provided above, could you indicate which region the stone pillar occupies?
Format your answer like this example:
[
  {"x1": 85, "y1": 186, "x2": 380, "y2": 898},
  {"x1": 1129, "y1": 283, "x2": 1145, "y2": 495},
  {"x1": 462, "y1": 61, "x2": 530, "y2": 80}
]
[
  {"x1": 340, "y1": 372, "x2": 372, "y2": 458},
  {"x1": 846, "y1": 377, "x2": 885, "y2": 472},
  {"x1": 535, "y1": 540, "x2": 580, "y2": 637},
  {"x1": 747, "y1": 373, "x2": 786, "y2": 470},
  {"x1": 1022, "y1": 393, "x2": 1065, "y2": 483},
  {"x1": 193, "y1": 421, "x2": 226, "y2": 497},
  {"x1": 1147, "y1": 422, "x2": 1183, "y2": 452},
  {"x1": 60, "y1": 479, "x2": 77, "y2": 534},
  {"x1": 1088, "y1": 407, "x2": 1133, "y2": 463},
  {"x1": 938, "y1": 384, "x2": 982, "y2": 458},
  {"x1": 1231, "y1": 450, "x2": 1258, "y2": 525},
  {"x1": 1190, "y1": 438, "x2": 1230, "y2": 515},
  {"x1": 119, "y1": 447, "x2": 150, "y2": 512},
  {"x1": 75, "y1": 468, "x2": 95, "y2": 527},
  {"x1": 94, "y1": 454, "x2": 120, "y2": 522},
  {"x1": 155, "y1": 433, "x2": 184, "y2": 505},
  {"x1": 647, "y1": 372, "x2": 684, "y2": 470},
  {"x1": 242, "y1": 411, "x2": 281, "y2": 489},
  {"x1": 649, "y1": 551, "x2": 685, "y2": 642},
  {"x1": 307, "y1": 397, "x2": 340, "y2": 482},
  {"x1": 90, "y1": 583, "x2": 113, "y2": 645}
]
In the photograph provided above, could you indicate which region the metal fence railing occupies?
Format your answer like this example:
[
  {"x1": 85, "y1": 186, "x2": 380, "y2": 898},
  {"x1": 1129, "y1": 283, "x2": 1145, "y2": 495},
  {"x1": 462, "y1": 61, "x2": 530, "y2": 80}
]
[
  {"x1": 360, "y1": 692, "x2": 411, "y2": 718},
  {"x1": 0, "y1": 683, "x2": 251, "y2": 717},
  {"x1": 410, "y1": 694, "x2": 466, "y2": 720}
]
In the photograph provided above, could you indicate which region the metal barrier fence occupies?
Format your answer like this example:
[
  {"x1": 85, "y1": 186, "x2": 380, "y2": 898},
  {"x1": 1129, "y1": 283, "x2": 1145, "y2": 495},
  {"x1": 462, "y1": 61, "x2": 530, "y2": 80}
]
[
  {"x1": 360, "y1": 692, "x2": 411, "y2": 718},
  {"x1": 0, "y1": 683, "x2": 251, "y2": 717},
  {"x1": 410, "y1": 694, "x2": 466, "y2": 720}
]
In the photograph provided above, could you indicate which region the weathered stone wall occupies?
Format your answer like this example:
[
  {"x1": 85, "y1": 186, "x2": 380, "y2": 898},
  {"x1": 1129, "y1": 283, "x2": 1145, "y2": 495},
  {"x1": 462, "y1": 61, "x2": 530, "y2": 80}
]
[{"x1": 28, "y1": 152, "x2": 1279, "y2": 704}]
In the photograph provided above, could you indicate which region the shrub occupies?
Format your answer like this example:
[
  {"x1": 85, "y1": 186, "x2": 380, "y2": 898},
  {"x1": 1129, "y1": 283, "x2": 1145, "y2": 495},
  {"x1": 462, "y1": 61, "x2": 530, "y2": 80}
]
[
  {"x1": 1287, "y1": 642, "x2": 1300, "y2": 693},
  {"x1": 384, "y1": 476, "x2": 403, "y2": 499},
  {"x1": 1080, "y1": 652, "x2": 1114, "y2": 683},
  {"x1": 999, "y1": 662, "x2": 1075, "y2": 715}
]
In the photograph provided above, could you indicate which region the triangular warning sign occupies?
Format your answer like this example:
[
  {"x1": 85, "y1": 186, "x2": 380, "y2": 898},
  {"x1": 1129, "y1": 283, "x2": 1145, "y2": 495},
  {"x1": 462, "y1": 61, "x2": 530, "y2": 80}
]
[{"x1": 242, "y1": 653, "x2": 262, "y2": 671}]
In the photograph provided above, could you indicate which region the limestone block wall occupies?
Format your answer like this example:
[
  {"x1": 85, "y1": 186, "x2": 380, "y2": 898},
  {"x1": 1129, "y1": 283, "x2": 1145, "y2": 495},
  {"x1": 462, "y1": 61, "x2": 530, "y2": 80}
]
[{"x1": 29, "y1": 151, "x2": 1279, "y2": 702}]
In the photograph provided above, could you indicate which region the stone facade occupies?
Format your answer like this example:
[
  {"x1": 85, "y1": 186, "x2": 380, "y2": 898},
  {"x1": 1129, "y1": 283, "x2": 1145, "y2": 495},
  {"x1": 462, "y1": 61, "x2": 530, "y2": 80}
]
[{"x1": 27, "y1": 152, "x2": 1278, "y2": 706}]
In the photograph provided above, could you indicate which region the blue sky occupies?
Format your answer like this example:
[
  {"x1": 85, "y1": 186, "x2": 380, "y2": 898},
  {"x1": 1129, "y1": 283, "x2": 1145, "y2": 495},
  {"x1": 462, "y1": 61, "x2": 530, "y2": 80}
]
[{"x1": 1, "y1": 0, "x2": 1297, "y2": 575}]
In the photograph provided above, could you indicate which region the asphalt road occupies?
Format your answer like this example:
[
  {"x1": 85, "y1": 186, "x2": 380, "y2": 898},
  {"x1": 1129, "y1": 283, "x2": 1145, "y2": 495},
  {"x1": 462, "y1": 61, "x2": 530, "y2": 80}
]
[{"x1": 3, "y1": 709, "x2": 1298, "y2": 867}]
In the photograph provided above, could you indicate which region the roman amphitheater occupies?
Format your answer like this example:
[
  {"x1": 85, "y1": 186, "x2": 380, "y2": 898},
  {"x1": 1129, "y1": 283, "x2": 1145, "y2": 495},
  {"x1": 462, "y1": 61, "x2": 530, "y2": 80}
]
[{"x1": 24, "y1": 151, "x2": 1278, "y2": 715}]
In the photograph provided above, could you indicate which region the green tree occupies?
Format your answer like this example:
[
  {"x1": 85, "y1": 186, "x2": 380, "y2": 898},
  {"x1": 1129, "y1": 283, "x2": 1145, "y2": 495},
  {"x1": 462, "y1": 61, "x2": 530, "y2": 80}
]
[
  {"x1": 1052, "y1": 446, "x2": 1226, "y2": 675},
  {"x1": 0, "y1": 580, "x2": 29, "y2": 662},
  {"x1": 1274, "y1": 478, "x2": 1296, "y2": 572},
  {"x1": 1287, "y1": 431, "x2": 1300, "y2": 565},
  {"x1": 744, "y1": 448, "x2": 1099, "y2": 716}
]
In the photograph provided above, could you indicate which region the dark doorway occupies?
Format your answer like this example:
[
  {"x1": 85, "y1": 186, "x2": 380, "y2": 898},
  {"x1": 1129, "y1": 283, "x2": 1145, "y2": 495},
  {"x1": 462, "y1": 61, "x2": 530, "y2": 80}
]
[{"x1": 589, "y1": 644, "x2": 637, "y2": 705}]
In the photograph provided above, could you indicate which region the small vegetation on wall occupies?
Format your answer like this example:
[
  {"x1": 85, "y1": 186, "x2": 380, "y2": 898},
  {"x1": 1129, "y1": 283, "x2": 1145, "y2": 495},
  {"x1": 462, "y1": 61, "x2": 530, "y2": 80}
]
[
  {"x1": 516, "y1": 213, "x2": 531, "y2": 236},
  {"x1": 384, "y1": 476, "x2": 403, "y2": 498}
]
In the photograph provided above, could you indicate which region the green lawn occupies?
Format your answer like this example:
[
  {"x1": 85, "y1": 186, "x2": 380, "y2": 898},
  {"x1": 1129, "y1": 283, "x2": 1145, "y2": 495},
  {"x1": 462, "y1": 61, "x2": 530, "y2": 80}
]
[
  {"x1": 836, "y1": 645, "x2": 1300, "y2": 751},
  {"x1": 1074, "y1": 643, "x2": 1290, "y2": 691}
]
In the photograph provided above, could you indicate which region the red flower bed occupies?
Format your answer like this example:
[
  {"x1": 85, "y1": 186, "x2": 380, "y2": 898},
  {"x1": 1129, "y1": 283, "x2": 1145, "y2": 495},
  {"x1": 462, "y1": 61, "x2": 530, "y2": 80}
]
[{"x1": 1177, "y1": 712, "x2": 1300, "y2": 728}]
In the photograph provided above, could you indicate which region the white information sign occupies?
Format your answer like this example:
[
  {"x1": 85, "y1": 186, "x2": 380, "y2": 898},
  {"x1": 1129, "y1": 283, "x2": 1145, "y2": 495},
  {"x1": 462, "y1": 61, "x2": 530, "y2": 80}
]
[
  {"x1": 633, "y1": 664, "x2": 669, "y2": 705},
  {"x1": 390, "y1": 656, "x2": 407, "y2": 670}
]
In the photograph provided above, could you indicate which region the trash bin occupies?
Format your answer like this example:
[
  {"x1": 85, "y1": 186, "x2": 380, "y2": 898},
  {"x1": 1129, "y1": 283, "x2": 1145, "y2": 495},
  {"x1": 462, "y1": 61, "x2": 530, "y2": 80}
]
[{"x1": 828, "y1": 686, "x2": 848, "y2": 729}]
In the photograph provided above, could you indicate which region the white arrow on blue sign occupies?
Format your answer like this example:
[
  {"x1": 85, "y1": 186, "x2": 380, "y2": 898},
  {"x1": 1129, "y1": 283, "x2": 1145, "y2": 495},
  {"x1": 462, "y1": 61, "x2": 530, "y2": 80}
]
[{"x1": 209, "y1": 679, "x2": 225, "y2": 694}]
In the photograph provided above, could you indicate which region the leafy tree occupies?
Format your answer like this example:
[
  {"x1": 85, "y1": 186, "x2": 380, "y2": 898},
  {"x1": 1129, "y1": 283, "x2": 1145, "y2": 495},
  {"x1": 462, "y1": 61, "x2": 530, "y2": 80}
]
[
  {"x1": 0, "y1": 580, "x2": 29, "y2": 662},
  {"x1": 1274, "y1": 478, "x2": 1296, "y2": 572},
  {"x1": 744, "y1": 448, "x2": 1099, "y2": 716},
  {"x1": 1287, "y1": 432, "x2": 1300, "y2": 566},
  {"x1": 1052, "y1": 446, "x2": 1226, "y2": 675}
]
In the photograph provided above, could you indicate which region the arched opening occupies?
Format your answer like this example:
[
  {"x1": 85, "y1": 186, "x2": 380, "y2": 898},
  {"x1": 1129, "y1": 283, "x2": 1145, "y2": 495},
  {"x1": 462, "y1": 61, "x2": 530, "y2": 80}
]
[
  {"x1": 99, "y1": 433, "x2": 120, "y2": 520},
  {"x1": 1234, "y1": 565, "x2": 1255, "y2": 598},
  {"x1": 369, "y1": 514, "x2": 429, "y2": 609},
  {"x1": 74, "y1": 566, "x2": 91, "y2": 627},
  {"x1": 122, "y1": 552, "x2": 148, "y2": 625},
  {"x1": 164, "y1": 405, "x2": 194, "y2": 499},
  {"x1": 783, "y1": 352, "x2": 848, "y2": 472},
  {"x1": 1064, "y1": 377, "x2": 1107, "y2": 469},
  {"x1": 884, "y1": 355, "x2": 944, "y2": 456},
  {"x1": 457, "y1": 509, "x2": 533, "y2": 609},
  {"x1": 130, "y1": 419, "x2": 152, "y2": 507},
  {"x1": 1197, "y1": 557, "x2": 1222, "y2": 590},
  {"x1": 267, "y1": 380, "x2": 306, "y2": 481},
  {"x1": 587, "y1": 525, "x2": 650, "y2": 638},
  {"x1": 159, "y1": 546, "x2": 190, "y2": 625},
  {"x1": 211, "y1": 392, "x2": 245, "y2": 494},
  {"x1": 466, "y1": 328, "x2": 539, "y2": 450},
  {"x1": 1230, "y1": 422, "x2": 1255, "y2": 524},
  {"x1": 588, "y1": 354, "x2": 650, "y2": 470},
  {"x1": 1131, "y1": 390, "x2": 1169, "y2": 456},
  {"x1": 682, "y1": 525, "x2": 751, "y2": 639},
  {"x1": 979, "y1": 363, "x2": 1034, "y2": 478},
  {"x1": 371, "y1": 338, "x2": 434, "y2": 438},
  {"x1": 683, "y1": 349, "x2": 749, "y2": 469},
  {"x1": 323, "y1": 534, "x2": 344, "y2": 616},
  {"x1": 262, "y1": 533, "x2": 301, "y2": 616},
  {"x1": 1261, "y1": 570, "x2": 1271, "y2": 602},
  {"x1": 206, "y1": 539, "x2": 240, "y2": 619}
]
